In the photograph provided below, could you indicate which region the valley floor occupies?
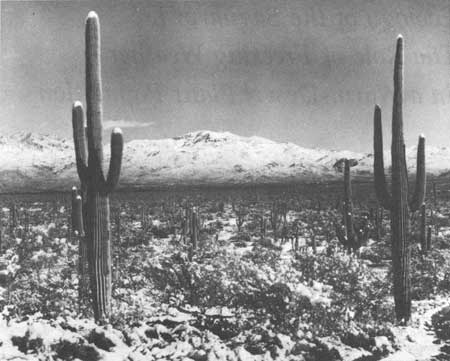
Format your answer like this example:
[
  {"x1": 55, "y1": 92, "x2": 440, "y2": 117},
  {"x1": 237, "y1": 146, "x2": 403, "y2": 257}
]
[{"x1": 0, "y1": 188, "x2": 450, "y2": 360}]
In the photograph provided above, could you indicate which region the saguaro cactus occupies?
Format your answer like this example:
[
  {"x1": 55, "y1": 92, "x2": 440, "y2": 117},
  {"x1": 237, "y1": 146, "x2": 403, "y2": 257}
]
[
  {"x1": 9, "y1": 203, "x2": 17, "y2": 234},
  {"x1": 260, "y1": 215, "x2": 266, "y2": 239},
  {"x1": 335, "y1": 159, "x2": 369, "y2": 252},
  {"x1": 236, "y1": 207, "x2": 246, "y2": 233},
  {"x1": 374, "y1": 207, "x2": 384, "y2": 242},
  {"x1": 141, "y1": 207, "x2": 148, "y2": 231},
  {"x1": 186, "y1": 207, "x2": 200, "y2": 261},
  {"x1": 182, "y1": 205, "x2": 192, "y2": 243},
  {"x1": 270, "y1": 202, "x2": 280, "y2": 241},
  {"x1": 373, "y1": 35, "x2": 426, "y2": 323},
  {"x1": 23, "y1": 210, "x2": 30, "y2": 234},
  {"x1": 72, "y1": 11, "x2": 123, "y2": 323},
  {"x1": 190, "y1": 207, "x2": 199, "y2": 251},
  {"x1": 426, "y1": 225, "x2": 432, "y2": 252},
  {"x1": 343, "y1": 159, "x2": 356, "y2": 251}
]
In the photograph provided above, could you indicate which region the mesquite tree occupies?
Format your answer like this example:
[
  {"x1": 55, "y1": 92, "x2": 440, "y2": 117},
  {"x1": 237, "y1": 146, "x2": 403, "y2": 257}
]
[
  {"x1": 72, "y1": 11, "x2": 123, "y2": 323},
  {"x1": 373, "y1": 35, "x2": 426, "y2": 323}
]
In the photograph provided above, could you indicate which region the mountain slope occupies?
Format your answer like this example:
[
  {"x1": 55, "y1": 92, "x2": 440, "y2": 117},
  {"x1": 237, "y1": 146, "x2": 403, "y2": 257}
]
[{"x1": 0, "y1": 131, "x2": 447, "y2": 192}]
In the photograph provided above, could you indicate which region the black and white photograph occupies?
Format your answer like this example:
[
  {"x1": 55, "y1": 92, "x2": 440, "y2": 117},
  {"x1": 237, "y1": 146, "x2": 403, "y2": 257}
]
[{"x1": 0, "y1": 0, "x2": 449, "y2": 360}]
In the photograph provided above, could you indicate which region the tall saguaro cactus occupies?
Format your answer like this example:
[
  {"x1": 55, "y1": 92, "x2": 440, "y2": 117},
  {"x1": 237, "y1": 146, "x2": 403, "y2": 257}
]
[
  {"x1": 373, "y1": 35, "x2": 426, "y2": 323},
  {"x1": 72, "y1": 11, "x2": 123, "y2": 323}
]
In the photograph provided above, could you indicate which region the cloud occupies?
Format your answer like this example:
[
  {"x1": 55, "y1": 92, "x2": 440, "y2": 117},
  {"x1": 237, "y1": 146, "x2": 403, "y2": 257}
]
[{"x1": 103, "y1": 120, "x2": 155, "y2": 129}]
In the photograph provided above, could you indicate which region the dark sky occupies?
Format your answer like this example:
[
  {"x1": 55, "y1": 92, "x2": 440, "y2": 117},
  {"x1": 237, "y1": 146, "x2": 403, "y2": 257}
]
[{"x1": 1, "y1": 0, "x2": 449, "y2": 152}]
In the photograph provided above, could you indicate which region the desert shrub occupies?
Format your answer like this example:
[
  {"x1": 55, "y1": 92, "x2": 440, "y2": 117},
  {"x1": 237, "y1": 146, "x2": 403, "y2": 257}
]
[
  {"x1": 154, "y1": 255, "x2": 270, "y2": 309},
  {"x1": 359, "y1": 240, "x2": 391, "y2": 264},
  {"x1": 145, "y1": 236, "x2": 396, "y2": 338},
  {"x1": 205, "y1": 202, "x2": 224, "y2": 214},
  {"x1": 433, "y1": 234, "x2": 450, "y2": 250},
  {"x1": 432, "y1": 306, "x2": 450, "y2": 340},
  {"x1": 242, "y1": 244, "x2": 281, "y2": 267},
  {"x1": 291, "y1": 246, "x2": 393, "y2": 333},
  {"x1": 201, "y1": 226, "x2": 217, "y2": 236},
  {"x1": 230, "y1": 232, "x2": 251, "y2": 244},
  {"x1": 409, "y1": 247, "x2": 450, "y2": 299},
  {"x1": 11, "y1": 330, "x2": 45, "y2": 354},
  {"x1": 9, "y1": 193, "x2": 450, "y2": 348},
  {"x1": 0, "y1": 228, "x2": 79, "y2": 319},
  {"x1": 150, "y1": 226, "x2": 171, "y2": 239}
]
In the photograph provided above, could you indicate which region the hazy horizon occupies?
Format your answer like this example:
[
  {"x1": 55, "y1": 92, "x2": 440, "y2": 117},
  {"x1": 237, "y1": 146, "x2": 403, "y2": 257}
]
[{"x1": 1, "y1": 0, "x2": 449, "y2": 152}]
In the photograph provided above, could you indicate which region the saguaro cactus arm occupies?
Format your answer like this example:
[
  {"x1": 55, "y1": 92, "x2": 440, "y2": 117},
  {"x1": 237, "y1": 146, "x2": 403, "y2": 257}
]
[
  {"x1": 72, "y1": 102, "x2": 88, "y2": 184},
  {"x1": 71, "y1": 187, "x2": 84, "y2": 236},
  {"x1": 373, "y1": 105, "x2": 392, "y2": 210},
  {"x1": 409, "y1": 135, "x2": 426, "y2": 211},
  {"x1": 105, "y1": 128, "x2": 123, "y2": 192},
  {"x1": 343, "y1": 159, "x2": 356, "y2": 250}
]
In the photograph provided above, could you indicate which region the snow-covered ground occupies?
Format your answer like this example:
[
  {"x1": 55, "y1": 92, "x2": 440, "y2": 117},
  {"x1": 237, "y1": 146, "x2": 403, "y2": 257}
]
[{"x1": 380, "y1": 296, "x2": 447, "y2": 361}]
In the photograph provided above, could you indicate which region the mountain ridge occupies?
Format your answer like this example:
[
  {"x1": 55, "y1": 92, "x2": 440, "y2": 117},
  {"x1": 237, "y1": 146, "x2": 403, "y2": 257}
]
[{"x1": 0, "y1": 130, "x2": 447, "y2": 192}]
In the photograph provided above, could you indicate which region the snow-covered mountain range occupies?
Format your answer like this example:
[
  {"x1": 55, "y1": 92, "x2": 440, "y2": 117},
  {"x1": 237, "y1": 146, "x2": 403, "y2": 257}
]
[{"x1": 0, "y1": 130, "x2": 448, "y2": 192}]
